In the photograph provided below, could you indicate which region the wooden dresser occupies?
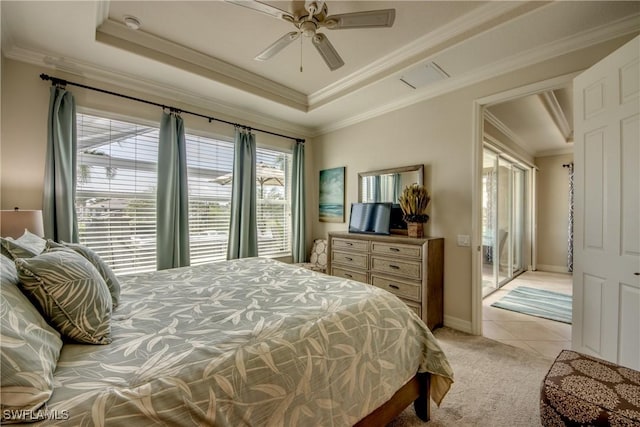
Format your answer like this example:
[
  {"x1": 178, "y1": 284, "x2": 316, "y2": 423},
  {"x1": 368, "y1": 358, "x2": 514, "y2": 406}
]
[{"x1": 327, "y1": 231, "x2": 444, "y2": 330}]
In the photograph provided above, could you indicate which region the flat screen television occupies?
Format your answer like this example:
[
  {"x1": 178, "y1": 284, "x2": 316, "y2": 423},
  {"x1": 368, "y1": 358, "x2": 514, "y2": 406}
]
[{"x1": 348, "y1": 202, "x2": 392, "y2": 235}]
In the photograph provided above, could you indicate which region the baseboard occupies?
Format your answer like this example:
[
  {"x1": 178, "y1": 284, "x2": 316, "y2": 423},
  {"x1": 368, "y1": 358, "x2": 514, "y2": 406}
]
[
  {"x1": 536, "y1": 264, "x2": 570, "y2": 273},
  {"x1": 443, "y1": 315, "x2": 473, "y2": 334}
]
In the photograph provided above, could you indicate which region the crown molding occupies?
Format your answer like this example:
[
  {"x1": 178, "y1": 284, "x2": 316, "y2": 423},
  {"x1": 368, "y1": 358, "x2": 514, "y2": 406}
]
[
  {"x1": 307, "y1": 1, "x2": 544, "y2": 110},
  {"x1": 484, "y1": 110, "x2": 534, "y2": 157},
  {"x1": 313, "y1": 13, "x2": 640, "y2": 136},
  {"x1": 96, "y1": 19, "x2": 308, "y2": 112},
  {"x1": 3, "y1": 44, "x2": 313, "y2": 138},
  {"x1": 539, "y1": 91, "x2": 573, "y2": 142}
]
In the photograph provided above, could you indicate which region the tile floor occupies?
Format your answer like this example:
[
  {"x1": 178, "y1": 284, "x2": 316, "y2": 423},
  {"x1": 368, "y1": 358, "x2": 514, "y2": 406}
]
[{"x1": 482, "y1": 270, "x2": 573, "y2": 359}]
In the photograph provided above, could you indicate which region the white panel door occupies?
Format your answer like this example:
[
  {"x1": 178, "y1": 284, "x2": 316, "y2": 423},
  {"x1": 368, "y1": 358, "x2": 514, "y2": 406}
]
[{"x1": 573, "y1": 36, "x2": 640, "y2": 370}]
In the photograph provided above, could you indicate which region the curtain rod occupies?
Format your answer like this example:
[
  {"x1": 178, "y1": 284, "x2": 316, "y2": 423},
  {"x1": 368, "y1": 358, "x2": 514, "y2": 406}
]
[{"x1": 39, "y1": 73, "x2": 305, "y2": 144}]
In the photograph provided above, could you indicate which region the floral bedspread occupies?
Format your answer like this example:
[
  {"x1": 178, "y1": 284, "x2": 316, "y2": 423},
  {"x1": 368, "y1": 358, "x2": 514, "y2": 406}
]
[{"x1": 23, "y1": 258, "x2": 453, "y2": 426}]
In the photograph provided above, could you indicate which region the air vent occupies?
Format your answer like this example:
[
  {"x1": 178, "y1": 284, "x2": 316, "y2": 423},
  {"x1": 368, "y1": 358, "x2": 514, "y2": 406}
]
[{"x1": 400, "y1": 62, "x2": 449, "y2": 90}]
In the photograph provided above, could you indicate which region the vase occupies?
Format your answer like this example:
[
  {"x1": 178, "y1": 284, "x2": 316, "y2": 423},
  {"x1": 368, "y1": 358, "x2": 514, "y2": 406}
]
[{"x1": 407, "y1": 222, "x2": 424, "y2": 238}]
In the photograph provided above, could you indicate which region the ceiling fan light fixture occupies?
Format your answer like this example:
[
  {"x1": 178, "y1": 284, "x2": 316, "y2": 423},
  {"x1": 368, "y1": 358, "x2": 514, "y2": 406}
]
[
  {"x1": 300, "y1": 20, "x2": 317, "y2": 37},
  {"x1": 226, "y1": 0, "x2": 394, "y2": 71}
]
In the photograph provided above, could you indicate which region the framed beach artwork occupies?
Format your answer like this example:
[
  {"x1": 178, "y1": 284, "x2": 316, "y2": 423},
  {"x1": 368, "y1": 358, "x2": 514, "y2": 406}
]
[{"x1": 319, "y1": 167, "x2": 345, "y2": 223}]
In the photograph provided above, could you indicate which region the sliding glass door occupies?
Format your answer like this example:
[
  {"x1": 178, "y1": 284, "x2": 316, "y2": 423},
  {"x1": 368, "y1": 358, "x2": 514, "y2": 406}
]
[{"x1": 482, "y1": 147, "x2": 526, "y2": 297}]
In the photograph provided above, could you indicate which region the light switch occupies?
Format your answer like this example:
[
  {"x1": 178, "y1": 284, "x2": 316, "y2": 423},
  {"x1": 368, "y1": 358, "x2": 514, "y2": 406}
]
[{"x1": 457, "y1": 235, "x2": 471, "y2": 247}]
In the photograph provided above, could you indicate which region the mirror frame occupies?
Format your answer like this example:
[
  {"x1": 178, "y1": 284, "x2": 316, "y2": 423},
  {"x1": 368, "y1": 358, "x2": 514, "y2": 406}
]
[{"x1": 358, "y1": 164, "x2": 424, "y2": 203}]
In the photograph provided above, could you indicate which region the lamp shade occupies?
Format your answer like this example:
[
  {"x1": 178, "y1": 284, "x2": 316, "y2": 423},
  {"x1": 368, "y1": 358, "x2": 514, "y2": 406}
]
[{"x1": 0, "y1": 209, "x2": 44, "y2": 239}]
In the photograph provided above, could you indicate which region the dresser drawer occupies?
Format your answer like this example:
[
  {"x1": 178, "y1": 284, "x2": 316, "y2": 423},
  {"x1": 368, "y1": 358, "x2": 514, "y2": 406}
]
[
  {"x1": 371, "y1": 275, "x2": 421, "y2": 302},
  {"x1": 332, "y1": 238, "x2": 369, "y2": 252},
  {"x1": 332, "y1": 251, "x2": 368, "y2": 269},
  {"x1": 332, "y1": 267, "x2": 368, "y2": 283},
  {"x1": 371, "y1": 242, "x2": 421, "y2": 259},
  {"x1": 370, "y1": 256, "x2": 421, "y2": 280}
]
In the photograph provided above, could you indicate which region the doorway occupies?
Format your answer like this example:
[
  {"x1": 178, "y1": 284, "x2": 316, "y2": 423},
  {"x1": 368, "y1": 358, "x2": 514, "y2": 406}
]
[
  {"x1": 471, "y1": 72, "x2": 580, "y2": 336},
  {"x1": 482, "y1": 147, "x2": 527, "y2": 298}
]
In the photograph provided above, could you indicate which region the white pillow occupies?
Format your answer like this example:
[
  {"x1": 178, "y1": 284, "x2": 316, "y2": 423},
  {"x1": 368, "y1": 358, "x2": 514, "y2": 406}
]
[{"x1": 1, "y1": 230, "x2": 46, "y2": 260}]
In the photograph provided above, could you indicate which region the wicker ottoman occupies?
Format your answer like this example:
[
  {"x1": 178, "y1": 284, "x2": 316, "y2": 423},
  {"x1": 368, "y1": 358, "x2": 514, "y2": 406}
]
[{"x1": 540, "y1": 350, "x2": 640, "y2": 426}]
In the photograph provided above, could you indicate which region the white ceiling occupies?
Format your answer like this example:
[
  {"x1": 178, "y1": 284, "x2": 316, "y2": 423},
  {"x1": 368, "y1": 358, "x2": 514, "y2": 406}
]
[
  {"x1": 486, "y1": 86, "x2": 574, "y2": 157},
  {"x1": 2, "y1": 1, "x2": 639, "y2": 155}
]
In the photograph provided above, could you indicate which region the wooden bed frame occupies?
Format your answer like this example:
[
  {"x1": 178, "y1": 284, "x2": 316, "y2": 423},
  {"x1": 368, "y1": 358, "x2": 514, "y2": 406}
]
[{"x1": 354, "y1": 373, "x2": 431, "y2": 426}]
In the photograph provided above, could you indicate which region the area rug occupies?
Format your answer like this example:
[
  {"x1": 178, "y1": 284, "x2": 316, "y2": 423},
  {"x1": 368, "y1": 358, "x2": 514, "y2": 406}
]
[
  {"x1": 491, "y1": 286, "x2": 572, "y2": 324},
  {"x1": 389, "y1": 328, "x2": 554, "y2": 426}
]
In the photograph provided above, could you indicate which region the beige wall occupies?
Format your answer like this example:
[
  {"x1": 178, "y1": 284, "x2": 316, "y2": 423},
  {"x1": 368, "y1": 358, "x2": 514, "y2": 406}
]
[
  {"x1": 310, "y1": 37, "x2": 631, "y2": 330},
  {"x1": 535, "y1": 153, "x2": 573, "y2": 272}
]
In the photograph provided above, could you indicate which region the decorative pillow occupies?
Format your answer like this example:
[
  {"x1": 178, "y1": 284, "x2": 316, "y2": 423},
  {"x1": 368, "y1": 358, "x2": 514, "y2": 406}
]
[
  {"x1": 309, "y1": 239, "x2": 328, "y2": 269},
  {"x1": 1, "y1": 255, "x2": 63, "y2": 419},
  {"x1": 46, "y1": 240, "x2": 121, "y2": 308},
  {"x1": 15, "y1": 251, "x2": 112, "y2": 345},
  {"x1": 1, "y1": 230, "x2": 46, "y2": 260}
]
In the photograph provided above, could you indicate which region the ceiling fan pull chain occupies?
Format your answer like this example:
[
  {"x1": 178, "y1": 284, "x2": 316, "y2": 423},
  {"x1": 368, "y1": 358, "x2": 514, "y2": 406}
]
[{"x1": 300, "y1": 34, "x2": 303, "y2": 72}]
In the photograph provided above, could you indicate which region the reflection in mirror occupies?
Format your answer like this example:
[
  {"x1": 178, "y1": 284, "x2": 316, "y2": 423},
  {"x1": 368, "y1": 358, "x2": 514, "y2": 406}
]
[{"x1": 359, "y1": 165, "x2": 424, "y2": 204}]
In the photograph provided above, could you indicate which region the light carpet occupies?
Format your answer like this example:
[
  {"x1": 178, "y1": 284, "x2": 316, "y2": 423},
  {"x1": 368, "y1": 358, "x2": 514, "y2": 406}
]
[
  {"x1": 490, "y1": 286, "x2": 572, "y2": 324},
  {"x1": 389, "y1": 327, "x2": 554, "y2": 426}
]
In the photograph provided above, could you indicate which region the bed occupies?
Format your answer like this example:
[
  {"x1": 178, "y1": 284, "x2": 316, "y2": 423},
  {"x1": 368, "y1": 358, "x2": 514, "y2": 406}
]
[{"x1": 1, "y1": 239, "x2": 453, "y2": 426}]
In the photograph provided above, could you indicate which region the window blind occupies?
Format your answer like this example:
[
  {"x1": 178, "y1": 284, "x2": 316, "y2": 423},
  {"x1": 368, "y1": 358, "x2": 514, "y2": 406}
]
[
  {"x1": 76, "y1": 113, "x2": 158, "y2": 274},
  {"x1": 185, "y1": 134, "x2": 234, "y2": 265},
  {"x1": 76, "y1": 112, "x2": 292, "y2": 274},
  {"x1": 256, "y1": 147, "x2": 292, "y2": 256}
]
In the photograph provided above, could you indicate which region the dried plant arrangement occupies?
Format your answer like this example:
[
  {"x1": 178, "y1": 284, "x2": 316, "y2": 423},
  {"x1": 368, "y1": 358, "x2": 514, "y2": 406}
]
[{"x1": 399, "y1": 184, "x2": 430, "y2": 223}]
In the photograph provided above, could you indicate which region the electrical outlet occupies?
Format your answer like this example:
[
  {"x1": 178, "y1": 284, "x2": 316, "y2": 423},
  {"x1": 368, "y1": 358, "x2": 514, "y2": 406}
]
[{"x1": 457, "y1": 235, "x2": 471, "y2": 247}]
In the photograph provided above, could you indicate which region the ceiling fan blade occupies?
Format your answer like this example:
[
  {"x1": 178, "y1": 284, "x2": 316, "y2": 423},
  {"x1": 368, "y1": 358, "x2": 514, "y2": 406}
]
[
  {"x1": 324, "y1": 9, "x2": 395, "y2": 29},
  {"x1": 311, "y1": 33, "x2": 344, "y2": 71},
  {"x1": 225, "y1": 0, "x2": 294, "y2": 21},
  {"x1": 255, "y1": 32, "x2": 300, "y2": 61}
]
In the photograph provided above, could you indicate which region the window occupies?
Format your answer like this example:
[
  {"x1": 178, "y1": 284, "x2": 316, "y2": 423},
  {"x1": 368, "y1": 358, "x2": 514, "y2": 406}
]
[
  {"x1": 185, "y1": 134, "x2": 234, "y2": 265},
  {"x1": 76, "y1": 112, "x2": 292, "y2": 274},
  {"x1": 256, "y1": 147, "x2": 292, "y2": 255},
  {"x1": 76, "y1": 114, "x2": 158, "y2": 274}
]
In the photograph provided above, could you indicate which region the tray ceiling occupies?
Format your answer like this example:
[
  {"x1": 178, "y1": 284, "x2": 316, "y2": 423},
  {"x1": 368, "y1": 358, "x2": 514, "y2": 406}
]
[{"x1": 2, "y1": 1, "x2": 638, "y2": 153}]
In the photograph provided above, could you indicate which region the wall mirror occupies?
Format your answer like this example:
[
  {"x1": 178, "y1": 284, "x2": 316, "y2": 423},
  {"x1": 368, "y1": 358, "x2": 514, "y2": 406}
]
[{"x1": 358, "y1": 164, "x2": 424, "y2": 204}]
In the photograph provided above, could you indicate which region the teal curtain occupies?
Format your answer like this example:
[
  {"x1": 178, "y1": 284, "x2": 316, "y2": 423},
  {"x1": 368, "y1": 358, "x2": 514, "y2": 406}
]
[
  {"x1": 156, "y1": 111, "x2": 190, "y2": 270},
  {"x1": 227, "y1": 128, "x2": 257, "y2": 259},
  {"x1": 43, "y1": 86, "x2": 79, "y2": 243},
  {"x1": 291, "y1": 141, "x2": 306, "y2": 262}
]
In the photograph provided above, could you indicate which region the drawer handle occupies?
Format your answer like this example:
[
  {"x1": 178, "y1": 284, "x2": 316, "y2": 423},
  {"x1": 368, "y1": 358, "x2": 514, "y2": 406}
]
[
  {"x1": 389, "y1": 247, "x2": 400, "y2": 252},
  {"x1": 345, "y1": 273, "x2": 353, "y2": 278},
  {"x1": 388, "y1": 284, "x2": 400, "y2": 290},
  {"x1": 345, "y1": 242, "x2": 353, "y2": 246},
  {"x1": 389, "y1": 264, "x2": 400, "y2": 269},
  {"x1": 635, "y1": 272, "x2": 640, "y2": 276},
  {"x1": 346, "y1": 257, "x2": 353, "y2": 261}
]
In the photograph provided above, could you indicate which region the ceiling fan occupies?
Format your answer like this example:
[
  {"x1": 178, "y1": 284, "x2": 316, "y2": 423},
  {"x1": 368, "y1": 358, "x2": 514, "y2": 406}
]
[{"x1": 226, "y1": 1, "x2": 396, "y2": 71}]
